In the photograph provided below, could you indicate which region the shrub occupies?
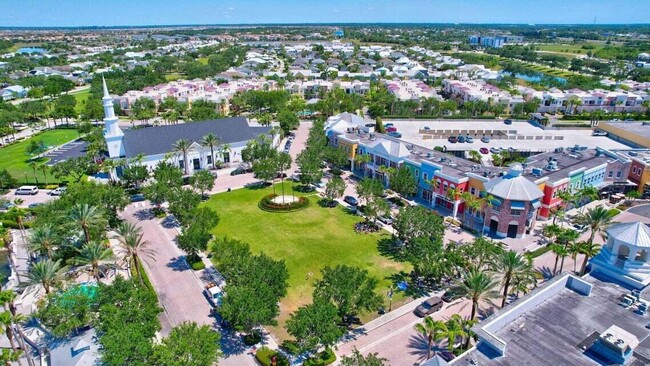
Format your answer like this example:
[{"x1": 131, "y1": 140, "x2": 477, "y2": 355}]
[
  {"x1": 280, "y1": 340, "x2": 300, "y2": 355},
  {"x1": 190, "y1": 261, "x2": 206, "y2": 271},
  {"x1": 304, "y1": 348, "x2": 336, "y2": 366},
  {"x1": 527, "y1": 245, "x2": 552, "y2": 258},
  {"x1": 243, "y1": 332, "x2": 261, "y2": 346},
  {"x1": 255, "y1": 346, "x2": 290, "y2": 366}
]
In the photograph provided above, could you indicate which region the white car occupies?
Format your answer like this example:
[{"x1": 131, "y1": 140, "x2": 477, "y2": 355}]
[
  {"x1": 49, "y1": 186, "x2": 67, "y2": 196},
  {"x1": 592, "y1": 131, "x2": 608, "y2": 136}
]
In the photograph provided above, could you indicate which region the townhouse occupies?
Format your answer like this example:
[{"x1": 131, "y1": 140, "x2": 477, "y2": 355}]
[{"x1": 326, "y1": 114, "x2": 637, "y2": 238}]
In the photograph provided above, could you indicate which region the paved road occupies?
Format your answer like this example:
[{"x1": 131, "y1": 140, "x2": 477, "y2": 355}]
[
  {"x1": 335, "y1": 296, "x2": 473, "y2": 366},
  {"x1": 120, "y1": 201, "x2": 257, "y2": 366}
]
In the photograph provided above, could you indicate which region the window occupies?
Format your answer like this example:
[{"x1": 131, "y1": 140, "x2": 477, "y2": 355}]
[
  {"x1": 617, "y1": 171, "x2": 622, "y2": 178},
  {"x1": 223, "y1": 152, "x2": 230, "y2": 163},
  {"x1": 510, "y1": 209, "x2": 522, "y2": 216},
  {"x1": 207, "y1": 155, "x2": 213, "y2": 164},
  {"x1": 415, "y1": 169, "x2": 420, "y2": 178},
  {"x1": 633, "y1": 167, "x2": 638, "y2": 175},
  {"x1": 608, "y1": 171, "x2": 614, "y2": 178},
  {"x1": 423, "y1": 173, "x2": 428, "y2": 181},
  {"x1": 470, "y1": 187, "x2": 476, "y2": 195}
]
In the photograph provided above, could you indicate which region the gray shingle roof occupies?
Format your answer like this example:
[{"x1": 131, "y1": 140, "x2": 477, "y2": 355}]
[{"x1": 122, "y1": 117, "x2": 270, "y2": 157}]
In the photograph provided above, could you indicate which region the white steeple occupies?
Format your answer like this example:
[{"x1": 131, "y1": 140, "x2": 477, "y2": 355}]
[{"x1": 102, "y1": 76, "x2": 124, "y2": 158}]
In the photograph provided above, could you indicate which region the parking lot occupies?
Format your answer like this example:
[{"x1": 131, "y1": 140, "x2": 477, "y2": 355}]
[
  {"x1": 386, "y1": 119, "x2": 632, "y2": 153},
  {"x1": 2, "y1": 188, "x2": 58, "y2": 208}
]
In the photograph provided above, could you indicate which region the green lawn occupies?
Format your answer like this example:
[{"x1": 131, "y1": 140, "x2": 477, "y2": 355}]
[
  {"x1": 0, "y1": 129, "x2": 79, "y2": 185},
  {"x1": 203, "y1": 182, "x2": 411, "y2": 340},
  {"x1": 71, "y1": 89, "x2": 90, "y2": 114},
  {"x1": 197, "y1": 57, "x2": 209, "y2": 65}
]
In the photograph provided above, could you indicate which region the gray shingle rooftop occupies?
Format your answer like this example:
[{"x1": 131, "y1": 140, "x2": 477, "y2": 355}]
[{"x1": 122, "y1": 117, "x2": 270, "y2": 157}]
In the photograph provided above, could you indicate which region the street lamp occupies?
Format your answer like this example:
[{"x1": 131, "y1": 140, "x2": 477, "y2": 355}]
[{"x1": 387, "y1": 286, "x2": 394, "y2": 312}]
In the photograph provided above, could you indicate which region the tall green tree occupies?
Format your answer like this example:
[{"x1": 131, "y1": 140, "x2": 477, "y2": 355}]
[
  {"x1": 113, "y1": 222, "x2": 154, "y2": 286},
  {"x1": 200, "y1": 133, "x2": 220, "y2": 169},
  {"x1": 150, "y1": 322, "x2": 221, "y2": 366},
  {"x1": 26, "y1": 259, "x2": 67, "y2": 295},
  {"x1": 172, "y1": 138, "x2": 193, "y2": 175},
  {"x1": 313, "y1": 265, "x2": 383, "y2": 323},
  {"x1": 286, "y1": 298, "x2": 343, "y2": 353},
  {"x1": 414, "y1": 316, "x2": 448, "y2": 360},
  {"x1": 388, "y1": 165, "x2": 417, "y2": 199},
  {"x1": 71, "y1": 241, "x2": 114, "y2": 283},
  {"x1": 492, "y1": 251, "x2": 532, "y2": 307}
]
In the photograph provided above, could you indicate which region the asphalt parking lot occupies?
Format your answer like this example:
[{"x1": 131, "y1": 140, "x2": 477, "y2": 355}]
[
  {"x1": 2, "y1": 188, "x2": 58, "y2": 208},
  {"x1": 386, "y1": 119, "x2": 631, "y2": 152}
]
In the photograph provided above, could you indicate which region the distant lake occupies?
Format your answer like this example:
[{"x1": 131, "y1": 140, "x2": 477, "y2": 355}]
[
  {"x1": 499, "y1": 71, "x2": 567, "y2": 84},
  {"x1": 18, "y1": 47, "x2": 46, "y2": 54}
]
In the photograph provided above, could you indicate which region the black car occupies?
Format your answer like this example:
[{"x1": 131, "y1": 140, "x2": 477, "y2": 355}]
[
  {"x1": 441, "y1": 290, "x2": 459, "y2": 303},
  {"x1": 437, "y1": 351, "x2": 455, "y2": 362},
  {"x1": 413, "y1": 296, "x2": 444, "y2": 317},
  {"x1": 343, "y1": 196, "x2": 359, "y2": 206},
  {"x1": 504, "y1": 119, "x2": 513, "y2": 125},
  {"x1": 130, "y1": 194, "x2": 145, "y2": 202},
  {"x1": 230, "y1": 167, "x2": 252, "y2": 176}
]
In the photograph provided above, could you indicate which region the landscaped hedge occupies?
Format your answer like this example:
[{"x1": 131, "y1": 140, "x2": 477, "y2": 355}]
[
  {"x1": 259, "y1": 194, "x2": 309, "y2": 212},
  {"x1": 255, "y1": 346, "x2": 290, "y2": 366},
  {"x1": 304, "y1": 348, "x2": 336, "y2": 366}
]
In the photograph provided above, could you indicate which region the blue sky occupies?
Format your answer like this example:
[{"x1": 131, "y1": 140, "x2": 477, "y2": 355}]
[{"x1": 1, "y1": 0, "x2": 649, "y2": 27}]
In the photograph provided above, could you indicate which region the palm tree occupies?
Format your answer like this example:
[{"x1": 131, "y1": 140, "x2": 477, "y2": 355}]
[
  {"x1": 219, "y1": 143, "x2": 231, "y2": 165},
  {"x1": 574, "y1": 206, "x2": 615, "y2": 248},
  {"x1": 173, "y1": 138, "x2": 193, "y2": 175},
  {"x1": 579, "y1": 242, "x2": 602, "y2": 276},
  {"x1": 0, "y1": 348, "x2": 22, "y2": 366},
  {"x1": 71, "y1": 242, "x2": 113, "y2": 283},
  {"x1": 453, "y1": 268, "x2": 500, "y2": 320},
  {"x1": 468, "y1": 150, "x2": 482, "y2": 164},
  {"x1": 28, "y1": 224, "x2": 58, "y2": 258},
  {"x1": 113, "y1": 223, "x2": 155, "y2": 286},
  {"x1": 493, "y1": 251, "x2": 530, "y2": 308},
  {"x1": 38, "y1": 163, "x2": 49, "y2": 187},
  {"x1": 28, "y1": 161, "x2": 39, "y2": 185},
  {"x1": 551, "y1": 244, "x2": 569, "y2": 276},
  {"x1": 414, "y1": 316, "x2": 447, "y2": 360},
  {"x1": 461, "y1": 192, "x2": 482, "y2": 233},
  {"x1": 445, "y1": 314, "x2": 467, "y2": 352},
  {"x1": 0, "y1": 312, "x2": 20, "y2": 365},
  {"x1": 200, "y1": 133, "x2": 220, "y2": 169},
  {"x1": 354, "y1": 153, "x2": 372, "y2": 177},
  {"x1": 568, "y1": 241, "x2": 583, "y2": 274},
  {"x1": 425, "y1": 178, "x2": 440, "y2": 207},
  {"x1": 69, "y1": 203, "x2": 104, "y2": 245},
  {"x1": 26, "y1": 259, "x2": 66, "y2": 295},
  {"x1": 446, "y1": 186, "x2": 464, "y2": 220}
]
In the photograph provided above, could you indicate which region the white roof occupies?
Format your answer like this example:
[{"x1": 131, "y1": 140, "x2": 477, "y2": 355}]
[
  {"x1": 369, "y1": 139, "x2": 410, "y2": 158},
  {"x1": 607, "y1": 222, "x2": 650, "y2": 248},
  {"x1": 483, "y1": 165, "x2": 543, "y2": 201}
]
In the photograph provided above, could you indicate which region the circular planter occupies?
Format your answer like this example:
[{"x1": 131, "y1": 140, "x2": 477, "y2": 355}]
[{"x1": 259, "y1": 194, "x2": 309, "y2": 212}]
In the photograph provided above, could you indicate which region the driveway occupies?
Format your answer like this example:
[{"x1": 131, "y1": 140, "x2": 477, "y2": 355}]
[{"x1": 120, "y1": 201, "x2": 257, "y2": 366}]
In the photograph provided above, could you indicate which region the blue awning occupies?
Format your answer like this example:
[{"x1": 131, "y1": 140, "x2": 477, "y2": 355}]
[
  {"x1": 491, "y1": 199, "x2": 502, "y2": 207},
  {"x1": 511, "y1": 201, "x2": 526, "y2": 209},
  {"x1": 531, "y1": 200, "x2": 541, "y2": 209}
]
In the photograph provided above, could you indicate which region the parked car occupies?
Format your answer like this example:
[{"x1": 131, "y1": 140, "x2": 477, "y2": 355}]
[
  {"x1": 28, "y1": 203, "x2": 44, "y2": 209},
  {"x1": 479, "y1": 147, "x2": 489, "y2": 154},
  {"x1": 203, "y1": 284, "x2": 223, "y2": 307},
  {"x1": 448, "y1": 136, "x2": 458, "y2": 143},
  {"x1": 481, "y1": 136, "x2": 490, "y2": 143},
  {"x1": 413, "y1": 296, "x2": 444, "y2": 317},
  {"x1": 230, "y1": 167, "x2": 252, "y2": 176},
  {"x1": 465, "y1": 136, "x2": 474, "y2": 143},
  {"x1": 441, "y1": 290, "x2": 460, "y2": 303},
  {"x1": 379, "y1": 216, "x2": 394, "y2": 225},
  {"x1": 504, "y1": 119, "x2": 513, "y2": 125},
  {"x1": 458, "y1": 136, "x2": 466, "y2": 143},
  {"x1": 384, "y1": 123, "x2": 395, "y2": 128},
  {"x1": 0, "y1": 201, "x2": 15, "y2": 211},
  {"x1": 16, "y1": 186, "x2": 38, "y2": 195},
  {"x1": 130, "y1": 194, "x2": 145, "y2": 202},
  {"x1": 49, "y1": 186, "x2": 67, "y2": 196},
  {"x1": 423, "y1": 126, "x2": 431, "y2": 130},
  {"x1": 387, "y1": 132, "x2": 402, "y2": 138},
  {"x1": 343, "y1": 196, "x2": 359, "y2": 206},
  {"x1": 385, "y1": 127, "x2": 398, "y2": 133},
  {"x1": 592, "y1": 130, "x2": 608, "y2": 136},
  {"x1": 490, "y1": 147, "x2": 502, "y2": 154}
]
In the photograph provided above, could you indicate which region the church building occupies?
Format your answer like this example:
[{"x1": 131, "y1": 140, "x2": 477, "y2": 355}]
[{"x1": 101, "y1": 78, "x2": 275, "y2": 175}]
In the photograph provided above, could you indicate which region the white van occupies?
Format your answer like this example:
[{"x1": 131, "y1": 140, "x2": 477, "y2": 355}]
[{"x1": 16, "y1": 186, "x2": 39, "y2": 195}]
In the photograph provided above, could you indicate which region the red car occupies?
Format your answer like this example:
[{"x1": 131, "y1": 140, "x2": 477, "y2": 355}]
[
  {"x1": 480, "y1": 147, "x2": 489, "y2": 154},
  {"x1": 385, "y1": 127, "x2": 398, "y2": 133}
]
